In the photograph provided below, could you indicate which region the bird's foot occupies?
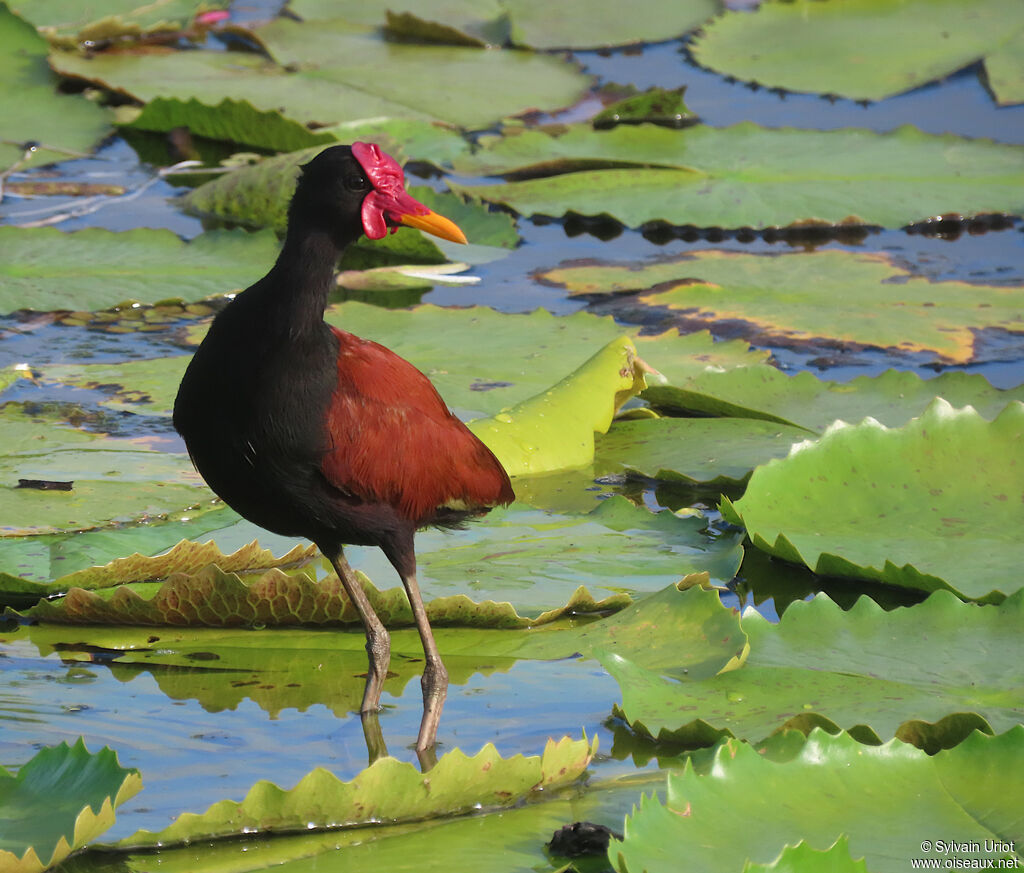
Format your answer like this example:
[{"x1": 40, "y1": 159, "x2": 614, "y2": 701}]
[{"x1": 414, "y1": 658, "x2": 449, "y2": 759}]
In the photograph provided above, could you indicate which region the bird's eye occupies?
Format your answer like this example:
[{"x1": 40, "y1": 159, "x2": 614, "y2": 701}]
[{"x1": 344, "y1": 173, "x2": 368, "y2": 191}]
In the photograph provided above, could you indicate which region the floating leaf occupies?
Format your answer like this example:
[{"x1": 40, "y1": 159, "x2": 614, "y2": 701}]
[
  {"x1": 690, "y1": 0, "x2": 1024, "y2": 102},
  {"x1": 0, "y1": 227, "x2": 279, "y2": 314},
  {"x1": 743, "y1": 838, "x2": 869, "y2": 873},
  {"x1": 13, "y1": 0, "x2": 225, "y2": 44},
  {"x1": 16, "y1": 564, "x2": 628, "y2": 629},
  {"x1": 595, "y1": 417, "x2": 810, "y2": 487},
  {"x1": 290, "y1": 0, "x2": 718, "y2": 50},
  {"x1": 50, "y1": 17, "x2": 590, "y2": 130},
  {"x1": 118, "y1": 97, "x2": 336, "y2": 152},
  {"x1": 985, "y1": 29, "x2": 1024, "y2": 105},
  {"x1": 0, "y1": 404, "x2": 211, "y2": 538},
  {"x1": 605, "y1": 589, "x2": 1024, "y2": 751},
  {"x1": 470, "y1": 336, "x2": 651, "y2": 475},
  {"x1": 0, "y1": 538, "x2": 316, "y2": 602},
  {"x1": 450, "y1": 123, "x2": 1024, "y2": 229},
  {"x1": 120, "y1": 735, "x2": 594, "y2": 847},
  {"x1": 0, "y1": 738, "x2": 141, "y2": 873},
  {"x1": 723, "y1": 399, "x2": 1024, "y2": 600},
  {"x1": 0, "y1": 5, "x2": 110, "y2": 169},
  {"x1": 19, "y1": 581, "x2": 743, "y2": 720},
  {"x1": 540, "y1": 249, "x2": 1024, "y2": 363},
  {"x1": 614, "y1": 728, "x2": 1024, "y2": 873},
  {"x1": 40, "y1": 304, "x2": 762, "y2": 419},
  {"x1": 91, "y1": 769, "x2": 661, "y2": 873},
  {"x1": 641, "y1": 366, "x2": 1024, "y2": 432}
]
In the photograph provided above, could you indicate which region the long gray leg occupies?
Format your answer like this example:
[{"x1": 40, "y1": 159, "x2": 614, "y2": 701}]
[
  {"x1": 328, "y1": 549, "x2": 390, "y2": 714},
  {"x1": 401, "y1": 570, "x2": 449, "y2": 756}
]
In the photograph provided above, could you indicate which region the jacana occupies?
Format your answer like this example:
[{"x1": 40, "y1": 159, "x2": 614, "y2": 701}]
[{"x1": 173, "y1": 143, "x2": 515, "y2": 755}]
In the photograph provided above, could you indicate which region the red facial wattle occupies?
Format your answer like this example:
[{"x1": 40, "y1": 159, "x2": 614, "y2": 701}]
[{"x1": 351, "y1": 141, "x2": 467, "y2": 244}]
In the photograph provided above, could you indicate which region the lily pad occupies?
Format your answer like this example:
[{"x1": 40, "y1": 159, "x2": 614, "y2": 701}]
[
  {"x1": 595, "y1": 417, "x2": 811, "y2": 487},
  {"x1": 40, "y1": 304, "x2": 763, "y2": 419},
  {"x1": 12, "y1": 0, "x2": 225, "y2": 44},
  {"x1": 450, "y1": 123, "x2": 1024, "y2": 229},
  {"x1": 20, "y1": 582, "x2": 742, "y2": 719},
  {"x1": 469, "y1": 336, "x2": 652, "y2": 476},
  {"x1": 592, "y1": 86, "x2": 696, "y2": 128},
  {"x1": 689, "y1": 0, "x2": 1024, "y2": 103},
  {"x1": 118, "y1": 97, "x2": 337, "y2": 153},
  {"x1": 605, "y1": 588, "x2": 1024, "y2": 751},
  {"x1": 723, "y1": 399, "x2": 1024, "y2": 601},
  {"x1": 0, "y1": 537, "x2": 316, "y2": 602},
  {"x1": 290, "y1": 0, "x2": 719, "y2": 50},
  {"x1": 120, "y1": 734, "x2": 594, "y2": 847},
  {"x1": 985, "y1": 29, "x2": 1024, "y2": 105},
  {"x1": 539, "y1": 249, "x2": 1024, "y2": 364},
  {"x1": 0, "y1": 403, "x2": 211, "y2": 538},
  {"x1": 614, "y1": 728, "x2": 1024, "y2": 873},
  {"x1": 51, "y1": 17, "x2": 590, "y2": 130},
  {"x1": 0, "y1": 5, "x2": 110, "y2": 169},
  {"x1": 0, "y1": 738, "x2": 141, "y2": 873},
  {"x1": 15, "y1": 564, "x2": 628, "y2": 629},
  {"x1": 744, "y1": 838, "x2": 868, "y2": 873},
  {"x1": 0, "y1": 226, "x2": 280, "y2": 314},
  {"x1": 640, "y1": 366, "x2": 1024, "y2": 432}
]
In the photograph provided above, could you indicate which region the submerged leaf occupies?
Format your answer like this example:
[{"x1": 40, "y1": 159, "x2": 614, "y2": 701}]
[
  {"x1": 724, "y1": 399, "x2": 1024, "y2": 600},
  {"x1": 120, "y1": 735, "x2": 595, "y2": 847},
  {"x1": 614, "y1": 728, "x2": 1024, "y2": 873},
  {"x1": 0, "y1": 738, "x2": 141, "y2": 873},
  {"x1": 605, "y1": 588, "x2": 1024, "y2": 751},
  {"x1": 470, "y1": 336, "x2": 653, "y2": 475}
]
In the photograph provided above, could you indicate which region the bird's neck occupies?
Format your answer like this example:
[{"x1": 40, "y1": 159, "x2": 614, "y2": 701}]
[{"x1": 259, "y1": 224, "x2": 351, "y2": 336}]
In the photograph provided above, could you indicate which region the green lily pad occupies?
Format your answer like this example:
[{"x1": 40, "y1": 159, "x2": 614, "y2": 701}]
[
  {"x1": 40, "y1": 304, "x2": 763, "y2": 419},
  {"x1": 641, "y1": 366, "x2": 1024, "y2": 433},
  {"x1": 15, "y1": 564, "x2": 628, "y2": 629},
  {"x1": 450, "y1": 123, "x2": 1024, "y2": 229},
  {"x1": 120, "y1": 734, "x2": 594, "y2": 848},
  {"x1": 0, "y1": 227, "x2": 279, "y2": 314},
  {"x1": 723, "y1": 399, "x2": 1024, "y2": 601},
  {"x1": 985, "y1": 29, "x2": 1024, "y2": 105},
  {"x1": 118, "y1": 97, "x2": 337, "y2": 153},
  {"x1": 12, "y1": 0, "x2": 225, "y2": 44},
  {"x1": 0, "y1": 5, "x2": 110, "y2": 169},
  {"x1": 614, "y1": 728, "x2": 1024, "y2": 873},
  {"x1": 539, "y1": 249, "x2": 1024, "y2": 363},
  {"x1": 744, "y1": 838, "x2": 868, "y2": 873},
  {"x1": 0, "y1": 403, "x2": 211, "y2": 537},
  {"x1": 51, "y1": 17, "x2": 590, "y2": 130},
  {"x1": 290, "y1": 0, "x2": 718, "y2": 50},
  {"x1": 689, "y1": 0, "x2": 1024, "y2": 103},
  {"x1": 85, "y1": 769, "x2": 661, "y2": 873},
  {"x1": 605, "y1": 588, "x2": 1024, "y2": 751},
  {"x1": 469, "y1": 336, "x2": 651, "y2": 476},
  {"x1": 595, "y1": 417, "x2": 811, "y2": 487},
  {"x1": 1, "y1": 537, "x2": 316, "y2": 602},
  {"x1": 0, "y1": 738, "x2": 141, "y2": 873},
  {"x1": 19, "y1": 582, "x2": 741, "y2": 720}
]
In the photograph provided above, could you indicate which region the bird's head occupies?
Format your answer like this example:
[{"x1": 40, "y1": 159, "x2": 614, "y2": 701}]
[{"x1": 294, "y1": 143, "x2": 467, "y2": 245}]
